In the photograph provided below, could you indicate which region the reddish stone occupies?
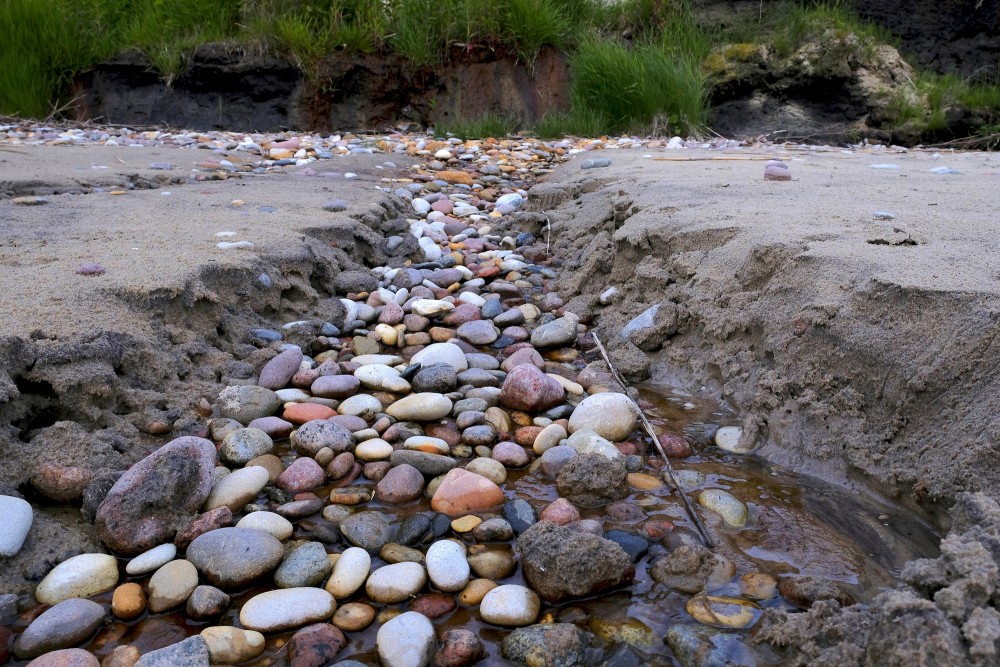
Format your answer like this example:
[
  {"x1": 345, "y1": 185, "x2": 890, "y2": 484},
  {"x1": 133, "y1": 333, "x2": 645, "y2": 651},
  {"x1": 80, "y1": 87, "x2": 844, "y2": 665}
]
[
  {"x1": 475, "y1": 266, "x2": 500, "y2": 279},
  {"x1": 278, "y1": 457, "x2": 326, "y2": 492},
  {"x1": 292, "y1": 368, "x2": 321, "y2": 389},
  {"x1": 641, "y1": 518, "x2": 675, "y2": 541},
  {"x1": 379, "y1": 301, "x2": 405, "y2": 325},
  {"x1": 174, "y1": 506, "x2": 233, "y2": 550},
  {"x1": 410, "y1": 592, "x2": 457, "y2": 619},
  {"x1": 375, "y1": 464, "x2": 425, "y2": 504},
  {"x1": 500, "y1": 347, "x2": 545, "y2": 373},
  {"x1": 30, "y1": 464, "x2": 92, "y2": 502},
  {"x1": 431, "y1": 468, "x2": 505, "y2": 515},
  {"x1": 283, "y1": 403, "x2": 336, "y2": 424},
  {"x1": 326, "y1": 452, "x2": 356, "y2": 480},
  {"x1": 514, "y1": 426, "x2": 543, "y2": 447},
  {"x1": 288, "y1": 624, "x2": 346, "y2": 667},
  {"x1": 247, "y1": 416, "x2": 294, "y2": 439},
  {"x1": 96, "y1": 436, "x2": 216, "y2": 556},
  {"x1": 499, "y1": 365, "x2": 565, "y2": 412},
  {"x1": 331, "y1": 463, "x2": 363, "y2": 488},
  {"x1": 425, "y1": 423, "x2": 462, "y2": 447},
  {"x1": 539, "y1": 498, "x2": 580, "y2": 525},
  {"x1": 433, "y1": 628, "x2": 485, "y2": 667},
  {"x1": 492, "y1": 442, "x2": 530, "y2": 468},
  {"x1": 615, "y1": 441, "x2": 639, "y2": 456},
  {"x1": 363, "y1": 461, "x2": 392, "y2": 482},
  {"x1": 442, "y1": 304, "x2": 482, "y2": 326},
  {"x1": 657, "y1": 433, "x2": 692, "y2": 458}
]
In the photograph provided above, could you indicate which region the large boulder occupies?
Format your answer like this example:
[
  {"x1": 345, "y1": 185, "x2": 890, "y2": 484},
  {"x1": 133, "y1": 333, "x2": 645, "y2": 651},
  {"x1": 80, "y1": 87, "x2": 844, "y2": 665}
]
[
  {"x1": 95, "y1": 437, "x2": 216, "y2": 556},
  {"x1": 517, "y1": 521, "x2": 632, "y2": 603}
]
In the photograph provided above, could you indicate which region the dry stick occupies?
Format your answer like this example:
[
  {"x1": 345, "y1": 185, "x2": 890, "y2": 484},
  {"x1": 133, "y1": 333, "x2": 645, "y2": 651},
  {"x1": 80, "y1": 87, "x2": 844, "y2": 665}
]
[{"x1": 592, "y1": 333, "x2": 716, "y2": 549}]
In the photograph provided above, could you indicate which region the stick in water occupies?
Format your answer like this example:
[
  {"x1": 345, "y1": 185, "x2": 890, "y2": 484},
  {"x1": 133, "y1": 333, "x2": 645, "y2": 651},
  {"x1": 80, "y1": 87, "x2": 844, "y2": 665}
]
[{"x1": 591, "y1": 333, "x2": 715, "y2": 549}]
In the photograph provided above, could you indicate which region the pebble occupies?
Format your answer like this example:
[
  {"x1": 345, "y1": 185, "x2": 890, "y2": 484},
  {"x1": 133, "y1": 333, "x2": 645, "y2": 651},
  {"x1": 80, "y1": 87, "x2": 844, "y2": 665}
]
[
  {"x1": 274, "y1": 541, "x2": 332, "y2": 588},
  {"x1": 567, "y1": 392, "x2": 637, "y2": 441},
  {"x1": 434, "y1": 628, "x2": 486, "y2": 667},
  {"x1": 431, "y1": 468, "x2": 505, "y2": 514},
  {"x1": 288, "y1": 624, "x2": 346, "y2": 667},
  {"x1": 386, "y1": 393, "x2": 453, "y2": 421},
  {"x1": 204, "y1": 465, "x2": 269, "y2": 511},
  {"x1": 376, "y1": 611, "x2": 436, "y2": 667},
  {"x1": 479, "y1": 584, "x2": 541, "y2": 626},
  {"x1": 13, "y1": 599, "x2": 106, "y2": 659},
  {"x1": 35, "y1": 553, "x2": 119, "y2": 605},
  {"x1": 426, "y1": 540, "x2": 471, "y2": 592},
  {"x1": 147, "y1": 559, "x2": 199, "y2": 612},
  {"x1": 375, "y1": 464, "x2": 425, "y2": 503},
  {"x1": 25, "y1": 648, "x2": 100, "y2": 666},
  {"x1": 201, "y1": 627, "x2": 266, "y2": 664},
  {"x1": 339, "y1": 511, "x2": 393, "y2": 552},
  {"x1": 410, "y1": 343, "x2": 469, "y2": 372},
  {"x1": 186, "y1": 585, "x2": 230, "y2": 620},
  {"x1": 685, "y1": 595, "x2": 761, "y2": 629},
  {"x1": 112, "y1": 582, "x2": 147, "y2": 620},
  {"x1": 698, "y1": 489, "x2": 749, "y2": 527},
  {"x1": 325, "y1": 547, "x2": 371, "y2": 599},
  {"x1": 125, "y1": 543, "x2": 177, "y2": 576},
  {"x1": 186, "y1": 527, "x2": 284, "y2": 588},
  {"x1": 239, "y1": 588, "x2": 336, "y2": 632},
  {"x1": 0, "y1": 495, "x2": 33, "y2": 556},
  {"x1": 277, "y1": 457, "x2": 326, "y2": 492},
  {"x1": 714, "y1": 425, "x2": 752, "y2": 453},
  {"x1": 235, "y1": 511, "x2": 294, "y2": 540},
  {"x1": 134, "y1": 636, "x2": 210, "y2": 667},
  {"x1": 220, "y1": 428, "x2": 274, "y2": 465},
  {"x1": 365, "y1": 562, "x2": 427, "y2": 603},
  {"x1": 334, "y1": 602, "x2": 376, "y2": 631}
]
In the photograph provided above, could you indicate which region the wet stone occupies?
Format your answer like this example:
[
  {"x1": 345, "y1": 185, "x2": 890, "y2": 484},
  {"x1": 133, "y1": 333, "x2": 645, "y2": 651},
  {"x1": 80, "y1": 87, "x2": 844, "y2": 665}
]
[
  {"x1": 134, "y1": 636, "x2": 210, "y2": 667},
  {"x1": 503, "y1": 499, "x2": 538, "y2": 534},
  {"x1": 339, "y1": 511, "x2": 393, "y2": 552},
  {"x1": 275, "y1": 542, "x2": 332, "y2": 588},
  {"x1": 186, "y1": 585, "x2": 230, "y2": 621},
  {"x1": 501, "y1": 624, "x2": 590, "y2": 667},
  {"x1": 556, "y1": 453, "x2": 629, "y2": 508},
  {"x1": 288, "y1": 624, "x2": 346, "y2": 667},
  {"x1": 433, "y1": 628, "x2": 485, "y2": 667},
  {"x1": 13, "y1": 599, "x2": 106, "y2": 659},
  {"x1": 186, "y1": 527, "x2": 284, "y2": 589},
  {"x1": 396, "y1": 513, "x2": 433, "y2": 546}
]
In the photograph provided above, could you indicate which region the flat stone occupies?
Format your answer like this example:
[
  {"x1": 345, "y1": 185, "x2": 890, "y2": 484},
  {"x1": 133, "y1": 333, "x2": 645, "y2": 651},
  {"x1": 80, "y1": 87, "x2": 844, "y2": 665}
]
[
  {"x1": 235, "y1": 511, "x2": 294, "y2": 540},
  {"x1": 35, "y1": 554, "x2": 119, "y2": 606},
  {"x1": 410, "y1": 343, "x2": 469, "y2": 372},
  {"x1": 126, "y1": 543, "x2": 177, "y2": 576},
  {"x1": 239, "y1": 588, "x2": 336, "y2": 633},
  {"x1": 24, "y1": 648, "x2": 99, "y2": 666},
  {"x1": 293, "y1": 420, "x2": 354, "y2": 456},
  {"x1": 365, "y1": 562, "x2": 427, "y2": 604},
  {"x1": 217, "y1": 385, "x2": 283, "y2": 424},
  {"x1": 431, "y1": 469, "x2": 505, "y2": 515},
  {"x1": 337, "y1": 394, "x2": 383, "y2": 421},
  {"x1": 186, "y1": 528, "x2": 284, "y2": 589},
  {"x1": 134, "y1": 636, "x2": 210, "y2": 667},
  {"x1": 479, "y1": 584, "x2": 540, "y2": 627},
  {"x1": 201, "y1": 627, "x2": 266, "y2": 664},
  {"x1": 386, "y1": 393, "x2": 453, "y2": 421},
  {"x1": 204, "y1": 466, "x2": 269, "y2": 512},
  {"x1": 356, "y1": 364, "x2": 412, "y2": 393},
  {"x1": 13, "y1": 599, "x2": 105, "y2": 659},
  {"x1": 274, "y1": 542, "x2": 332, "y2": 589},
  {"x1": 147, "y1": 559, "x2": 199, "y2": 612},
  {"x1": 311, "y1": 374, "x2": 361, "y2": 399},
  {"x1": 259, "y1": 348, "x2": 304, "y2": 390}
]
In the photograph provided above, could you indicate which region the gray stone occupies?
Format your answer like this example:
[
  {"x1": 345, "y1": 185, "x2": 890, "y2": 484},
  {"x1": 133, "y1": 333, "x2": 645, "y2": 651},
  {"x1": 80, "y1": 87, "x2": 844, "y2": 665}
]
[
  {"x1": 529, "y1": 314, "x2": 578, "y2": 349},
  {"x1": 517, "y1": 521, "x2": 632, "y2": 603},
  {"x1": 186, "y1": 528, "x2": 284, "y2": 589},
  {"x1": 135, "y1": 636, "x2": 210, "y2": 667},
  {"x1": 292, "y1": 420, "x2": 354, "y2": 456},
  {"x1": 503, "y1": 499, "x2": 538, "y2": 535},
  {"x1": 220, "y1": 428, "x2": 274, "y2": 466},
  {"x1": 389, "y1": 451, "x2": 457, "y2": 476},
  {"x1": 274, "y1": 542, "x2": 332, "y2": 588},
  {"x1": 540, "y1": 445, "x2": 577, "y2": 477},
  {"x1": 412, "y1": 363, "x2": 457, "y2": 394},
  {"x1": 339, "y1": 512, "x2": 393, "y2": 552},
  {"x1": 620, "y1": 302, "x2": 678, "y2": 351},
  {"x1": 186, "y1": 585, "x2": 230, "y2": 620},
  {"x1": 12, "y1": 598, "x2": 105, "y2": 659},
  {"x1": 217, "y1": 385, "x2": 282, "y2": 424},
  {"x1": 666, "y1": 625, "x2": 757, "y2": 667},
  {"x1": 501, "y1": 623, "x2": 590, "y2": 667},
  {"x1": 556, "y1": 453, "x2": 629, "y2": 508}
]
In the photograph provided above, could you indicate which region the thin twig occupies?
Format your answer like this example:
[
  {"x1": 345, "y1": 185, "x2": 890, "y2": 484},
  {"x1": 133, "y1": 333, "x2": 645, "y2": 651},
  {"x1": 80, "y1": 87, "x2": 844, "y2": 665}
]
[{"x1": 592, "y1": 333, "x2": 715, "y2": 548}]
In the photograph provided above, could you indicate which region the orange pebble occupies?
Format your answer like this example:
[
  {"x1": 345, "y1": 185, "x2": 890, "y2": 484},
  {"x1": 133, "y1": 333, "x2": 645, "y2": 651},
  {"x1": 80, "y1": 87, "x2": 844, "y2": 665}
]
[{"x1": 283, "y1": 402, "x2": 336, "y2": 424}]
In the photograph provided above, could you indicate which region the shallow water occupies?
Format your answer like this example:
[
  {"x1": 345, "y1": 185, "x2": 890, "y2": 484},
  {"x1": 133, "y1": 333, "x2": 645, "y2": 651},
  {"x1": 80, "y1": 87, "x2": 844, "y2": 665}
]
[{"x1": 5, "y1": 376, "x2": 940, "y2": 666}]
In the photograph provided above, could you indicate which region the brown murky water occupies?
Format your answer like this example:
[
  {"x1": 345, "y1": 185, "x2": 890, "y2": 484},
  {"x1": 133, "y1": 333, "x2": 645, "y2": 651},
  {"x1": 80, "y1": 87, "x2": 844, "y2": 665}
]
[{"x1": 4, "y1": 376, "x2": 940, "y2": 666}]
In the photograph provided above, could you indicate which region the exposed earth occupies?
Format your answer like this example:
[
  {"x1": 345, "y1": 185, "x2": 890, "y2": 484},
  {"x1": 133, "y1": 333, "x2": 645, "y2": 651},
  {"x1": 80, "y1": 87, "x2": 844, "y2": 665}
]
[{"x1": 1, "y1": 126, "x2": 1000, "y2": 665}]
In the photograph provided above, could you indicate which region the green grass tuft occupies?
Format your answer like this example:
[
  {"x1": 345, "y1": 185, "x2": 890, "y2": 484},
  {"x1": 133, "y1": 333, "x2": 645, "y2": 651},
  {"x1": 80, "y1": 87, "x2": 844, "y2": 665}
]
[{"x1": 532, "y1": 108, "x2": 609, "y2": 138}]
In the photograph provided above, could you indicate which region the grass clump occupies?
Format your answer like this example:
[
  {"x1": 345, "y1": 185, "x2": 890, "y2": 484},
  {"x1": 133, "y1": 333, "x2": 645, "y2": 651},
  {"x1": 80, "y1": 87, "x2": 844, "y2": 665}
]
[
  {"x1": 532, "y1": 108, "x2": 608, "y2": 138},
  {"x1": 772, "y1": 1, "x2": 898, "y2": 57},
  {"x1": 568, "y1": 35, "x2": 708, "y2": 136},
  {"x1": 437, "y1": 111, "x2": 520, "y2": 139}
]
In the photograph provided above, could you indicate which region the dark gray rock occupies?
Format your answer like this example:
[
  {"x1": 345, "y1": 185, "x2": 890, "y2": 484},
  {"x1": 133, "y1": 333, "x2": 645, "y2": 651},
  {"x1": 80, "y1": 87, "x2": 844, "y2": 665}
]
[
  {"x1": 186, "y1": 527, "x2": 284, "y2": 589},
  {"x1": 502, "y1": 623, "x2": 591, "y2": 667},
  {"x1": 556, "y1": 453, "x2": 629, "y2": 508},
  {"x1": 518, "y1": 521, "x2": 632, "y2": 603},
  {"x1": 338, "y1": 511, "x2": 393, "y2": 552}
]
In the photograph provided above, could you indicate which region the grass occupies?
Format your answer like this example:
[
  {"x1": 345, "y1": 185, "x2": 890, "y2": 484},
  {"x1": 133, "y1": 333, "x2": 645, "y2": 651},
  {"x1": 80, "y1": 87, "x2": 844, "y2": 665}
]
[
  {"x1": 437, "y1": 111, "x2": 520, "y2": 139},
  {"x1": 3, "y1": 0, "x2": 1000, "y2": 144}
]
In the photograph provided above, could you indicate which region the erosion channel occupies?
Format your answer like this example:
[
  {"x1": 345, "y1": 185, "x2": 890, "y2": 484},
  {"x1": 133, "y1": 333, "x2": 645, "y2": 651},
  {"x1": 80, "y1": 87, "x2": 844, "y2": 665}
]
[{"x1": 1, "y1": 127, "x2": 999, "y2": 666}]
